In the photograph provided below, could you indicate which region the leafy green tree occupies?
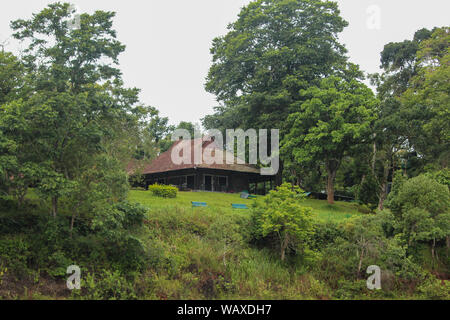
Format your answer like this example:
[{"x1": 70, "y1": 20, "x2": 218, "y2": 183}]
[
  {"x1": 282, "y1": 77, "x2": 378, "y2": 204},
  {"x1": 370, "y1": 28, "x2": 435, "y2": 209},
  {"x1": 379, "y1": 28, "x2": 434, "y2": 95},
  {"x1": 401, "y1": 27, "x2": 450, "y2": 167},
  {"x1": 426, "y1": 168, "x2": 450, "y2": 189},
  {"x1": 388, "y1": 174, "x2": 450, "y2": 263},
  {"x1": 63, "y1": 153, "x2": 129, "y2": 236},
  {"x1": 318, "y1": 214, "x2": 423, "y2": 286},
  {"x1": 341, "y1": 215, "x2": 385, "y2": 278},
  {"x1": 207, "y1": 215, "x2": 245, "y2": 267},
  {"x1": 0, "y1": 51, "x2": 25, "y2": 104},
  {"x1": 176, "y1": 121, "x2": 201, "y2": 138},
  {"x1": 0, "y1": 52, "x2": 26, "y2": 198},
  {"x1": 204, "y1": 0, "x2": 353, "y2": 184},
  {"x1": 139, "y1": 106, "x2": 174, "y2": 156},
  {"x1": 251, "y1": 183, "x2": 314, "y2": 261},
  {"x1": 4, "y1": 3, "x2": 142, "y2": 216},
  {"x1": 355, "y1": 171, "x2": 379, "y2": 211}
]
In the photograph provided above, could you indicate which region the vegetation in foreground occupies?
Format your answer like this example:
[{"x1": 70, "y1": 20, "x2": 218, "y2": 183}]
[{"x1": 0, "y1": 180, "x2": 449, "y2": 300}]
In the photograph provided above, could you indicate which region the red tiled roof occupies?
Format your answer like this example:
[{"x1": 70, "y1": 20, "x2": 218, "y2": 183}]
[{"x1": 141, "y1": 138, "x2": 261, "y2": 175}]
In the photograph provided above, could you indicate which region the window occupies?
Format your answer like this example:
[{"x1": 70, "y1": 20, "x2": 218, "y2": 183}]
[{"x1": 217, "y1": 176, "x2": 228, "y2": 187}]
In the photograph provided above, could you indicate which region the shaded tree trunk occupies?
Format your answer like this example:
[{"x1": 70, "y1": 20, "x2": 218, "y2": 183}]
[
  {"x1": 51, "y1": 196, "x2": 58, "y2": 218},
  {"x1": 431, "y1": 238, "x2": 436, "y2": 266},
  {"x1": 280, "y1": 235, "x2": 289, "y2": 261},
  {"x1": 372, "y1": 141, "x2": 377, "y2": 173},
  {"x1": 17, "y1": 186, "x2": 28, "y2": 209},
  {"x1": 70, "y1": 202, "x2": 83, "y2": 238},
  {"x1": 70, "y1": 212, "x2": 78, "y2": 239},
  {"x1": 357, "y1": 248, "x2": 365, "y2": 278},
  {"x1": 275, "y1": 160, "x2": 284, "y2": 187},
  {"x1": 446, "y1": 236, "x2": 449, "y2": 257},
  {"x1": 378, "y1": 160, "x2": 390, "y2": 211},
  {"x1": 326, "y1": 168, "x2": 337, "y2": 205},
  {"x1": 431, "y1": 238, "x2": 441, "y2": 266}
]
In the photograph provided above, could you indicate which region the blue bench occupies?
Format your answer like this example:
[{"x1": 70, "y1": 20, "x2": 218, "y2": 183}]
[
  {"x1": 241, "y1": 192, "x2": 257, "y2": 199},
  {"x1": 192, "y1": 201, "x2": 207, "y2": 208},
  {"x1": 240, "y1": 192, "x2": 250, "y2": 199},
  {"x1": 232, "y1": 204, "x2": 249, "y2": 210}
]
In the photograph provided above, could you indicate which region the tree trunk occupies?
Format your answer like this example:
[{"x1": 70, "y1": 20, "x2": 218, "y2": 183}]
[
  {"x1": 378, "y1": 161, "x2": 390, "y2": 211},
  {"x1": 378, "y1": 184, "x2": 387, "y2": 211},
  {"x1": 372, "y1": 141, "x2": 377, "y2": 174},
  {"x1": 51, "y1": 196, "x2": 58, "y2": 218},
  {"x1": 280, "y1": 235, "x2": 289, "y2": 261},
  {"x1": 70, "y1": 213, "x2": 77, "y2": 239},
  {"x1": 326, "y1": 169, "x2": 337, "y2": 205},
  {"x1": 446, "y1": 236, "x2": 449, "y2": 257},
  {"x1": 431, "y1": 238, "x2": 436, "y2": 266},
  {"x1": 17, "y1": 187, "x2": 27, "y2": 209},
  {"x1": 275, "y1": 160, "x2": 284, "y2": 187},
  {"x1": 5, "y1": 171, "x2": 12, "y2": 195},
  {"x1": 357, "y1": 248, "x2": 365, "y2": 278}
]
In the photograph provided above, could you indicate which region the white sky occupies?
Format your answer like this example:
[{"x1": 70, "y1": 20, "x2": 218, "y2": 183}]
[{"x1": 1, "y1": 0, "x2": 449, "y2": 126}]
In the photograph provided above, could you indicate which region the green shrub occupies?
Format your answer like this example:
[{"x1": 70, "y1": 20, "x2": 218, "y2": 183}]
[
  {"x1": 388, "y1": 174, "x2": 449, "y2": 217},
  {"x1": 114, "y1": 201, "x2": 147, "y2": 229},
  {"x1": 355, "y1": 172, "x2": 379, "y2": 211},
  {"x1": 379, "y1": 236, "x2": 425, "y2": 281},
  {"x1": 250, "y1": 183, "x2": 314, "y2": 261},
  {"x1": 0, "y1": 209, "x2": 40, "y2": 235},
  {"x1": 315, "y1": 215, "x2": 387, "y2": 285},
  {"x1": 417, "y1": 275, "x2": 450, "y2": 300},
  {"x1": 45, "y1": 250, "x2": 73, "y2": 278},
  {"x1": 426, "y1": 168, "x2": 450, "y2": 189},
  {"x1": 386, "y1": 174, "x2": 450, "y2": 253},
  {"x1": 334, "y1": 279, "x2": 368, "y2": 300},
  {"x1": 308, "y1": 221, "x2": 344, "y2": 251},
  {"x1": 0, "y1": 236, "x2": 31, "y2": 279},
  {"x1": 147, "y1": 206, "x2": 215, "y2": 236},
  {"x1": 0, "y1": 198, "x2": 17, "y2": 211},
  {"x1": 89, "y1": 203, "x2": 149, "y2": 272},
  {"x1": 74, "y1": 270, "x2": 137, "y2": 300},
  {"x1": 356, "y1": 203, "x2": 375, "y2": 215},
  {"x1": 386, "y1": 171, "x2": 407, "y2": 215},
  {"x1": 148, "y1": 184, "x2": 178, "y2": 198}
]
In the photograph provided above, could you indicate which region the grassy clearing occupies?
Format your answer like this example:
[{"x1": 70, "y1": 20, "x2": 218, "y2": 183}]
[
  {"x1": 26, "y1": 188, "x2": 361, "y2": 222},
  {"x1": 128, "y1": 189, "x2": 361, "y2": 222}
]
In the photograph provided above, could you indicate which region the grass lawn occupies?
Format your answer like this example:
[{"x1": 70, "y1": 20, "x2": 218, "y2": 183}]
[{"x1": 128, "y1": 189, "x2": 361, "y2": 222}]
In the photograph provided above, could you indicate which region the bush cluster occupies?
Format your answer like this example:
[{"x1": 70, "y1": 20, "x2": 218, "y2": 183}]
[{"x1": 148, "y1": 184, "x2": 178, "y2": 198}]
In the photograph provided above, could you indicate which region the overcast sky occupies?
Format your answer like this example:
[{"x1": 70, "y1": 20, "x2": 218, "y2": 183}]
[{"x1": 1, "y1": 1, "x2": 449, "y2": 126}]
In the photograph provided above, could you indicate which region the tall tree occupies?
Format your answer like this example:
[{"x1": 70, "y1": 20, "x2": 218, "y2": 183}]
[
  {"x1": 4, "y1": 3, "x2": 142, "y2": 216},
  {"x1": 282, "y1": 77, "x2": 378, "y2": 204},
  {"x1": 204, "y1": 0, "x2": 352, "y2": 184},
  {"x1": 0, "y1": 51, "x2": 26, "y2": 199},
  {"x1": 371, "y1": 28, "x2": 435, "y2": 209},
  {"x1": 401, "y1": 27, "x2": 450, "y2": 168}
]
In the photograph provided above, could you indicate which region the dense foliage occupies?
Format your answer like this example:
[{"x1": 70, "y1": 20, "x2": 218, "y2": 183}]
[
  {"x1": 250, "y1": 183, "x2": 314, "y2": 260},
  {"x1": 148, "y1": 184, "x2": 178, "y2": 198}
]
